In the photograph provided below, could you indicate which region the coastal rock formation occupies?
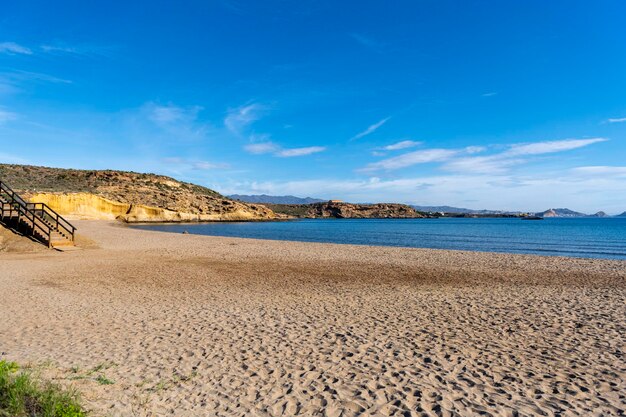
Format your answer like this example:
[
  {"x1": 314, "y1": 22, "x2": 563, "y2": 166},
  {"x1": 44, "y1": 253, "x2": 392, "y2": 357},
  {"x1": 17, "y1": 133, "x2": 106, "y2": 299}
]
[
  {"x1": 537, "y1": 208, "x2": 587, "y2": 218},
  {"x1": 0, "y1": 164, "x2": 279, "y2": 222},
  {"x1": 589, "y1": 211, "x2": 609, "y2": 218},
  {"x1": 269, "y1": 201, "x2": 430, "y2": 219}
]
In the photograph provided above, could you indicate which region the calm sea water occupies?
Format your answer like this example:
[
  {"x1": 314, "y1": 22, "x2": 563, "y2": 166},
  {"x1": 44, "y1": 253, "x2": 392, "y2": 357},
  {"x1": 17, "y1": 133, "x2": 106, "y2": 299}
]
[{"x1": 132, "y1": 217, "x2": 626, "y2": 260}]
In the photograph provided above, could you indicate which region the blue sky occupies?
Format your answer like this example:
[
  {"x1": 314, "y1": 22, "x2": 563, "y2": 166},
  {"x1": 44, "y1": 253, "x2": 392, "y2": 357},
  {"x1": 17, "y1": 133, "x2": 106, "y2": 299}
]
[{"x1": 1, "y1": 1, "x2": 625, "y2": 212}]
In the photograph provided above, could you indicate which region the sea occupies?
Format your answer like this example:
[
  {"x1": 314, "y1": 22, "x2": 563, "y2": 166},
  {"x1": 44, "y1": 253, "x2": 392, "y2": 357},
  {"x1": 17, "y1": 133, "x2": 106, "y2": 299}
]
[{"x1": 132, "y1": 217, "x2": 626, "y2": 260}]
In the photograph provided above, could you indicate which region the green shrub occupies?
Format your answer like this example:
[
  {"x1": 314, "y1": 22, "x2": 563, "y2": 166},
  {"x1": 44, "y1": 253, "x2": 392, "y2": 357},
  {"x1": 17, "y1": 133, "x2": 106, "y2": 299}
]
[{"x1": 0, "y1": 360, "x2": 86, "y2": 417}]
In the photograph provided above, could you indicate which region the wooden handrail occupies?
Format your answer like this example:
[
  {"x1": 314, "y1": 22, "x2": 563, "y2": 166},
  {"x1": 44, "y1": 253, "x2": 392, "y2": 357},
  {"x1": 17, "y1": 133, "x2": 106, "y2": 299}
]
[
  {"x1": 0, "y1": 179, "x2": 76, "y2": 245},
  {"x1": 1, "y1": 201, "x2": 52, "y2": 246},
  {"x1": 26, "y1": 202, "x2": 76, "y2": 239}
]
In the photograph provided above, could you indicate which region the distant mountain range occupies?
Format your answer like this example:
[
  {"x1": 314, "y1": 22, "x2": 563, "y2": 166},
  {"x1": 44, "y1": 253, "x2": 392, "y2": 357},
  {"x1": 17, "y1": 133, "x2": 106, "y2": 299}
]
[
  {"x1": 229, "y1": 194, "x2": 326, "y2": 205},
  {"x1": 411, "y1": 205, "x2": 521, "y2": 215},
  {"x1": 229, "y1": 194, "x2": 626, "y2": 217}
]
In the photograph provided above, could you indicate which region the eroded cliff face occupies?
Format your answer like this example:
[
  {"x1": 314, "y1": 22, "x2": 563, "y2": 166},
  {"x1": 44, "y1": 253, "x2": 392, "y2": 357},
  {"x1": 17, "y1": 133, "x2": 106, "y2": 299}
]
[{"x1": 26, "y1": 192, "x2": 279, "y2": 222}]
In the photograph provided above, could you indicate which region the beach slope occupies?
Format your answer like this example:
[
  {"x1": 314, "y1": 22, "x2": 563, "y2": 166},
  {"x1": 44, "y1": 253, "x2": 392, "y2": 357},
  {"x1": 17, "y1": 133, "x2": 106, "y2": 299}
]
[{"x1": 0, "y1": 221, "x2": 624, "y2": 416}]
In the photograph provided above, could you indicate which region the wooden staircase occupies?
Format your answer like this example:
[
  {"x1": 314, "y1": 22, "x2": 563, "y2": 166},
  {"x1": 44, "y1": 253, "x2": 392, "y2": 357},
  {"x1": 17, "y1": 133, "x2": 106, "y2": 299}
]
[{"x1": 0, "y1": 179, "x2": 76, "y2": 249}]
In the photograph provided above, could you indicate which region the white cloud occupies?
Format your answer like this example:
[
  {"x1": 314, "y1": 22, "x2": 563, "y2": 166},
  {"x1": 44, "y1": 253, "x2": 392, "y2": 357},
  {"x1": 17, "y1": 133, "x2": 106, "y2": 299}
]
[
  {"x1": 0, "y1": 70, "x2": 71, "y2": 85},
  {"x1": 226, "y1": 172, "x2": 626, "y2": 213},
  {"x1": 607, "y1": 117, "x2": 626, "y2": 123},
  {"x1": 40, "y1": 43, "x2": 115, "y2": 58},
  {"x1": 441, "y1": 138, "x2": 608, "y2": 174},
  {"x1": 224, "y1": 103, "x2": 265, "y2": 134},
  {"x1": 571, "y1": 166, "x2": 626, "y2": 177},
  {"x1": 139, "y1": 102, "x2": 209, "y2": 142},
  {"x1": 161, "y1": 157, "x2": 230, "y2": 170},
  {"x1": 442, "y1": 155, "x2": 524, "y2": 174},
  {"x1": 193, "y1": 161, "x2": 230, "y2": 170},
  {"x1": 482, "y1": 92, "x2": 498, "y2": 97},
  {"x1": 351, "y1": 117, "x2": 390, "y2": 140},
  {"x1": 361, "y1": 148, "x2": 459, "y2": 172},
  {"x1": 465, "y1": 146, "x2": 486, "y2": 154},
  {"x1": 277, "y1": 146, "x2": 326, "y2": 157},
  {"x1": 148, "y1": 103, "x2": 202, "y2": 124},
  {"x1": 42, "y1": 44, "x2": 77, "y2": 54},
  {"x1": 505, "y1": 138, "x2": 607, "y2": 156},
  {"x1": 244, "y1": 142, "x2": 326, "y2": 158},
  {"x1": 363, "y1": 138, "x2": 608, "y2": 174},
  {"x1": 0, "y1": 109, "x2": 18, "y2": 124},
  {"x1": 244, "y1": 142, "x2": 280, "y2": 154},
  {"x1": 0, "y1": 42, "x2": 32, "y2": 55},
  {"x1": 382, "y1": 140, "x2": 422, "y2": 151}
]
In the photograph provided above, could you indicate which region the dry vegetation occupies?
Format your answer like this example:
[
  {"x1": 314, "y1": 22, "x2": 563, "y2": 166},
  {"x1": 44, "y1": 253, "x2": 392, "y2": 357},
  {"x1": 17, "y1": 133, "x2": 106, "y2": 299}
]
[{"x1": 0, "y1": 164, "x2": 274, "y2": 218}]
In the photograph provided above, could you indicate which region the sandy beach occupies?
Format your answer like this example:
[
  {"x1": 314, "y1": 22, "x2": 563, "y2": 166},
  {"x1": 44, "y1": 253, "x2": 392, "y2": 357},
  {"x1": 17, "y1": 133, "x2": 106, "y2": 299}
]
[{"x1": 0, "y1": 220, "x2": 624, "y2": 416}]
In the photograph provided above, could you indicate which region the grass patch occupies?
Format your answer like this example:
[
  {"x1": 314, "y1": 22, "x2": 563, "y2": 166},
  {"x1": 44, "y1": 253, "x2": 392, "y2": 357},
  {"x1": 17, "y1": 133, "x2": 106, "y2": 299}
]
[
  {"x1": 0, "y1": 360, "x2": 86, "y2": 417},
  {"x1": 94, "y1": 375, "x2": 114, "y2": 386}
]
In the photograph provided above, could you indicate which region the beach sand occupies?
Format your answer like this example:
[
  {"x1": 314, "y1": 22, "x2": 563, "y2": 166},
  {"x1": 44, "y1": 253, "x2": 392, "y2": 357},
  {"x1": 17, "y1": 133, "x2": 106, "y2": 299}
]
[{"x1": 0, "y1": 220, "x2": 624, "y2": 416}]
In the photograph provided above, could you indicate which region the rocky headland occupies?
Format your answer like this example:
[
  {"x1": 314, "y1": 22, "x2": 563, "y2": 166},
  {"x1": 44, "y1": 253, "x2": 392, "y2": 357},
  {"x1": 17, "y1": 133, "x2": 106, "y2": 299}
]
[
  {"x1": 0, "y1": 164, "x2": 279, "y2": 222},
  {"x1": 267, "y1": 201, "x2": 432, "y2": 219}
]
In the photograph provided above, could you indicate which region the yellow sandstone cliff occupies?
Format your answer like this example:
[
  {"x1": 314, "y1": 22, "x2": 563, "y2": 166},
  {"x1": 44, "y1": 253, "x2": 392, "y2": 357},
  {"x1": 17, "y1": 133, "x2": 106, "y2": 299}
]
[{"x1": 27, "y1": 192, "x2": 278, "y2": 222}]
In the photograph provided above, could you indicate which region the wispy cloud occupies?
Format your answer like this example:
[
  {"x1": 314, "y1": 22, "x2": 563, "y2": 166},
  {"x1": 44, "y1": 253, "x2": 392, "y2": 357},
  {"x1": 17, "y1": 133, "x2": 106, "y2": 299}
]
[
  {"x1": 363, "y1": 138, "x2": 608, "y2": 174},
  {"x1": 192, "y1": 161, "x2": 230, "y2": 170},
  {"x1": 351, "y1": 117, "x2": 390, "y2": 140},
  {"x1": 606, "y1": 117, "x2": 626, "y2": 123},
  {"x1": 349, "y1": 33, "x2": 386, "y2": 49},
  {"x1": 40, "y1": 43, "x2": 116, "y2": 58},
  {"x1": 505, "y1": 138, "x2": 607, "y2": 156},
  {"x1": 277, "y1": 146, "x2": 326, "y2": 157},
  {"x1": 482, "y1": 92, "x2": 498, "y2": 97},
  {"x1": 244, "y1": 142, "x2": 280, "y2": 154},
  {"x1": 147, "y1": 103, "x2": 202, "y2": 125},
  {"x1": 0, "y1": 42, "x2": 32, "y2": 55},
  {"x1": 442, "y1": 155, "x2": 523, "y2": 174},
  {"x1": 0, "y1": 70, "x2": 72, "y2": 85},
  {"x1": 224, "y1": 103, "x2": 265, "y2": 134},
  {"x1": 381, "y1": 140, "x2": 422, "y2": 151},
  {"x1": 0, "y1": 109, "x2": 18, "y2": 124},
  {"x1": 571, "y1": 166, "x2": 626, "y2": 177},
  {"x1": 442, "y1": 138, "x2": 608, "y2": 174},
  {"x1": 162, "y1": 157, "x2": 230, "y2": 170},
  {"x1": 140, "y1": 102, "x2": 210, "y2": 142},
  {"x1": 244, "y1": 141, "x2": 326, "y2": 158},
  {"x1": 361, "y1": 149, "x2": 460, "y2": 172}
]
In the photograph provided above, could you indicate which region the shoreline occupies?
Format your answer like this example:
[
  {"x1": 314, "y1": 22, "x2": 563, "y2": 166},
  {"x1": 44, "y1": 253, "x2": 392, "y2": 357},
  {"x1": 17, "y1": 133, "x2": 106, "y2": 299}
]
[
  {"x1": 128, "y1": 217, "x2": 626, "y2": 262},
  {"x1": 1, "y1": 220, "x2": 624, "y2": 416}
]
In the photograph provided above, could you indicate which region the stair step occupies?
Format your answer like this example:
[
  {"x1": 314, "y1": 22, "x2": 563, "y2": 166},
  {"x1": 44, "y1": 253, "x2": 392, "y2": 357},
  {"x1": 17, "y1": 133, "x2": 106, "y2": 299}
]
[{"x1": 1, "y1": 180, "x2": 77, "y2": 249}]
